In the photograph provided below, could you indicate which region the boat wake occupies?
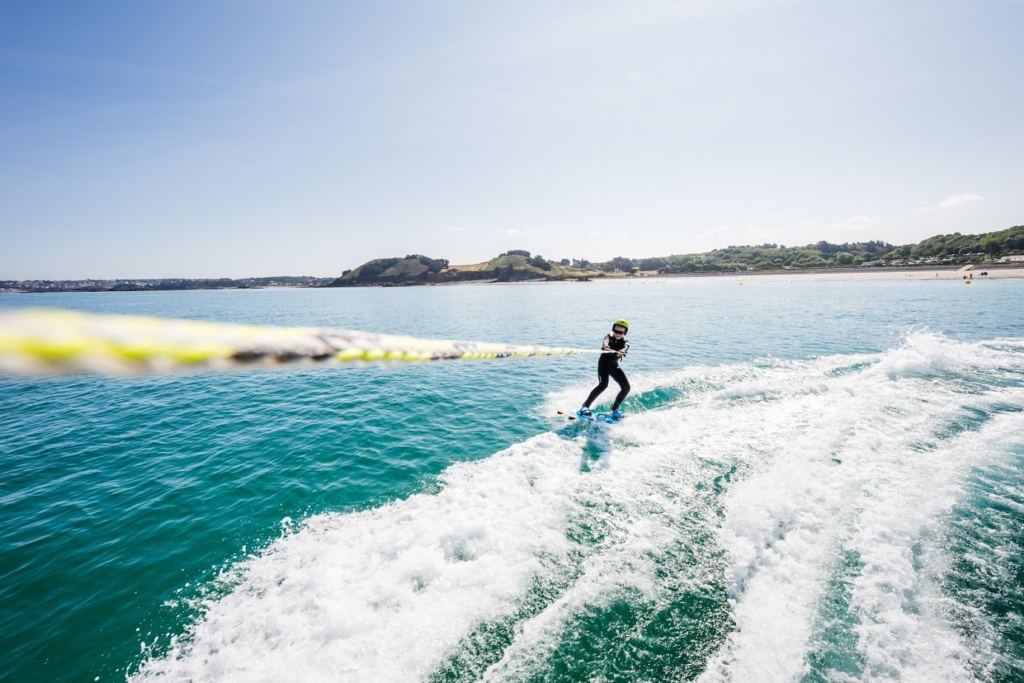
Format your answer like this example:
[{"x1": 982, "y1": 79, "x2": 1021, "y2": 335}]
[{"x1": 132, "y1": 332, "x2": 1024, "y2": 682}]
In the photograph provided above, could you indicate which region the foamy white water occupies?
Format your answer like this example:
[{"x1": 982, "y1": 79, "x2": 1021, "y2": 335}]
[{"x1": 133, "y1": 333, "x2": 1024, "y2": 682}]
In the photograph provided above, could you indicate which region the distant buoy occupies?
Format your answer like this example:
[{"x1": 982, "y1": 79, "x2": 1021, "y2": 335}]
[
  {"x1": 739, "y1": 282, "x2": 744, "y2": 286},
  {"x1": 965, "y1": 280, "x2": 972, "y2": 284}
]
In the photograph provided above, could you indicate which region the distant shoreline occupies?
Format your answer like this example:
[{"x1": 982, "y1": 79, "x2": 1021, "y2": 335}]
[{"x1": 3, "y1": 265, "x2": 1023, "y2": 294}]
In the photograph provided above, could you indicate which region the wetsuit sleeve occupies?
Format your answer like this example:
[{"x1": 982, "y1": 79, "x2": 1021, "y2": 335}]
[{"x1": 601, "y1": 334, "x2": 613, "y2": 351}]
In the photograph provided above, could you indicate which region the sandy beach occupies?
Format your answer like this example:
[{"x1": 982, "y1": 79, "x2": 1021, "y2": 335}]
[
  {"x1": 470, "y1": 265, "x2": 1024, "y2": 286},
  {"x1": 646, "y1": 265, "x2": 1024, "y2": 284}
]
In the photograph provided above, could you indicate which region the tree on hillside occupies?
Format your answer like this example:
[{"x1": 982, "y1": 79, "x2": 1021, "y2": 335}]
[
  {"x1": 407, "y1": 255, "x2": 449, "y2": 273},
  {"x1": 608, "y1": 256, "x2": 634, "y2": 272},
  {"x1": 639, "y1": 257, "x2": 666, "y2": 271},
  {"x1": 529, "y1": 255, "x2": 552, "y2": 271}
]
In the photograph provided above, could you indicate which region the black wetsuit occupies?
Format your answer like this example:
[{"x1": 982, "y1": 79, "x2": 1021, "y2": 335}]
[{"x1": 583, "y1": 334, "x2": 630, "y2": 411}]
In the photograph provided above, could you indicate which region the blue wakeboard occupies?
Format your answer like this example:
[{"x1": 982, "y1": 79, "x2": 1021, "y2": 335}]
[{"x1": 557, "y1": 410, "x2": 624, "y2": 424}]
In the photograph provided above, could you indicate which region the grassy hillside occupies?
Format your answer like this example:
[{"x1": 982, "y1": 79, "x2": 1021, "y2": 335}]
[
  {"x1": 476, "y1": 252, "x2": 603, "y2": 281},
  {"x1": 327, "y1": 255, "x2": 452, "y2": 286},
  {"x1": 328, "y1": 251, "x2": 605, "y2": 286}
]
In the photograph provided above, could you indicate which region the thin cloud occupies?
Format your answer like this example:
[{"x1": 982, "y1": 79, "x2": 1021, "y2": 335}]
[
  {"x1": 0, "y1": 48, "x2": 245, "y2": 89},
  {"x1": 587, "y1": 230, "x2": 632, "y2": 241},
  {"x1": 501, "y1": 227, "x2": 543, "y2": 237},
  {"x1": 447, "y1": 226, "x2": 466, "y2": 232},
  {"x1": 826, "y1": 215, "x2": 875, "y2": 236},
  {"x1": 697, "y1": 223, "x2": 775, "y2": 246},
  {"x1": 499, "y1": 0, "x2": 796, "y2": 62},
  {"x1": 916, "y1": 193, "x2": 985, "y2": 212},
  {"x1": 937, "y1": 193, "x2": 984, "y2": 210},
  {"x1": 696, "y1": 227, "x2": 723, "y2": 242},
  {"x1": 739, "y1": 223, "x2": 777, "y2": 244}
]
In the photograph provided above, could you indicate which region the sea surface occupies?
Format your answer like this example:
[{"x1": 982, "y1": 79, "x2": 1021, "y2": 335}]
[{"x1": 1, "y1": 278, "x2": 1023, "y2": 682}]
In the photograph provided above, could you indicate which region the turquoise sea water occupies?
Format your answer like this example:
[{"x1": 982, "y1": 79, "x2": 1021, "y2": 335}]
[{"x1": 1, "y1": 278, "x2": 1023, "y2": 682}]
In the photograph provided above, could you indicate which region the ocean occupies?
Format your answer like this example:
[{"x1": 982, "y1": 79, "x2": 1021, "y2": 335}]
[{"x1": 1, "y1": 278, "x2": 1022, "y2": 682}]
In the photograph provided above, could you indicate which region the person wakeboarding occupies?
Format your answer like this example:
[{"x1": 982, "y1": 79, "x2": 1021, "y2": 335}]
[{"x1": 577, "y1": 319, "x2": 630, "y2": 421}]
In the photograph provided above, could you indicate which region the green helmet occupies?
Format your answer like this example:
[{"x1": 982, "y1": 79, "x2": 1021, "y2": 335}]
[{"x1": 612, "y1": 319, "x2": 629, "y2": 332}]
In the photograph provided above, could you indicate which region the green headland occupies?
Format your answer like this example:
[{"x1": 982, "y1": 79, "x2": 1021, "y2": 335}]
[{"x1": 327, "y1": 225, "x2": 1024, "y2": 287}]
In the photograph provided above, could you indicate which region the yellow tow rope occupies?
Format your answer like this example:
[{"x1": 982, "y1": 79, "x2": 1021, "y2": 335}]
[{"x1": 0, "y1": 308, "x2": 597, "y2": 376}]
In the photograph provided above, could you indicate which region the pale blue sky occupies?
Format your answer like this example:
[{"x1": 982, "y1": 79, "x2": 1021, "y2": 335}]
[{"x1": 1, "y1": 0, "x2": 1022, "y2": 279}]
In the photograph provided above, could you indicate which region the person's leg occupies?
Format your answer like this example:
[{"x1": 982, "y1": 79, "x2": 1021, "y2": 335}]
[
  {"x1": 610, "y1": 368, "x2": 630, "y2": 411},
  {"x1": 583, "y1": 368, "x2": 610, "y2": 408}
]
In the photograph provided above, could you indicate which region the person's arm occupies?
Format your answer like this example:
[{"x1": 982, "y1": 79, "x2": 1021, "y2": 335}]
[
  {"x1": 618, "y1": 340, "x2": 629, "y2": 358},
  {"x1": 601, "y1": 334, "x2": 613, "y2": 352}
]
